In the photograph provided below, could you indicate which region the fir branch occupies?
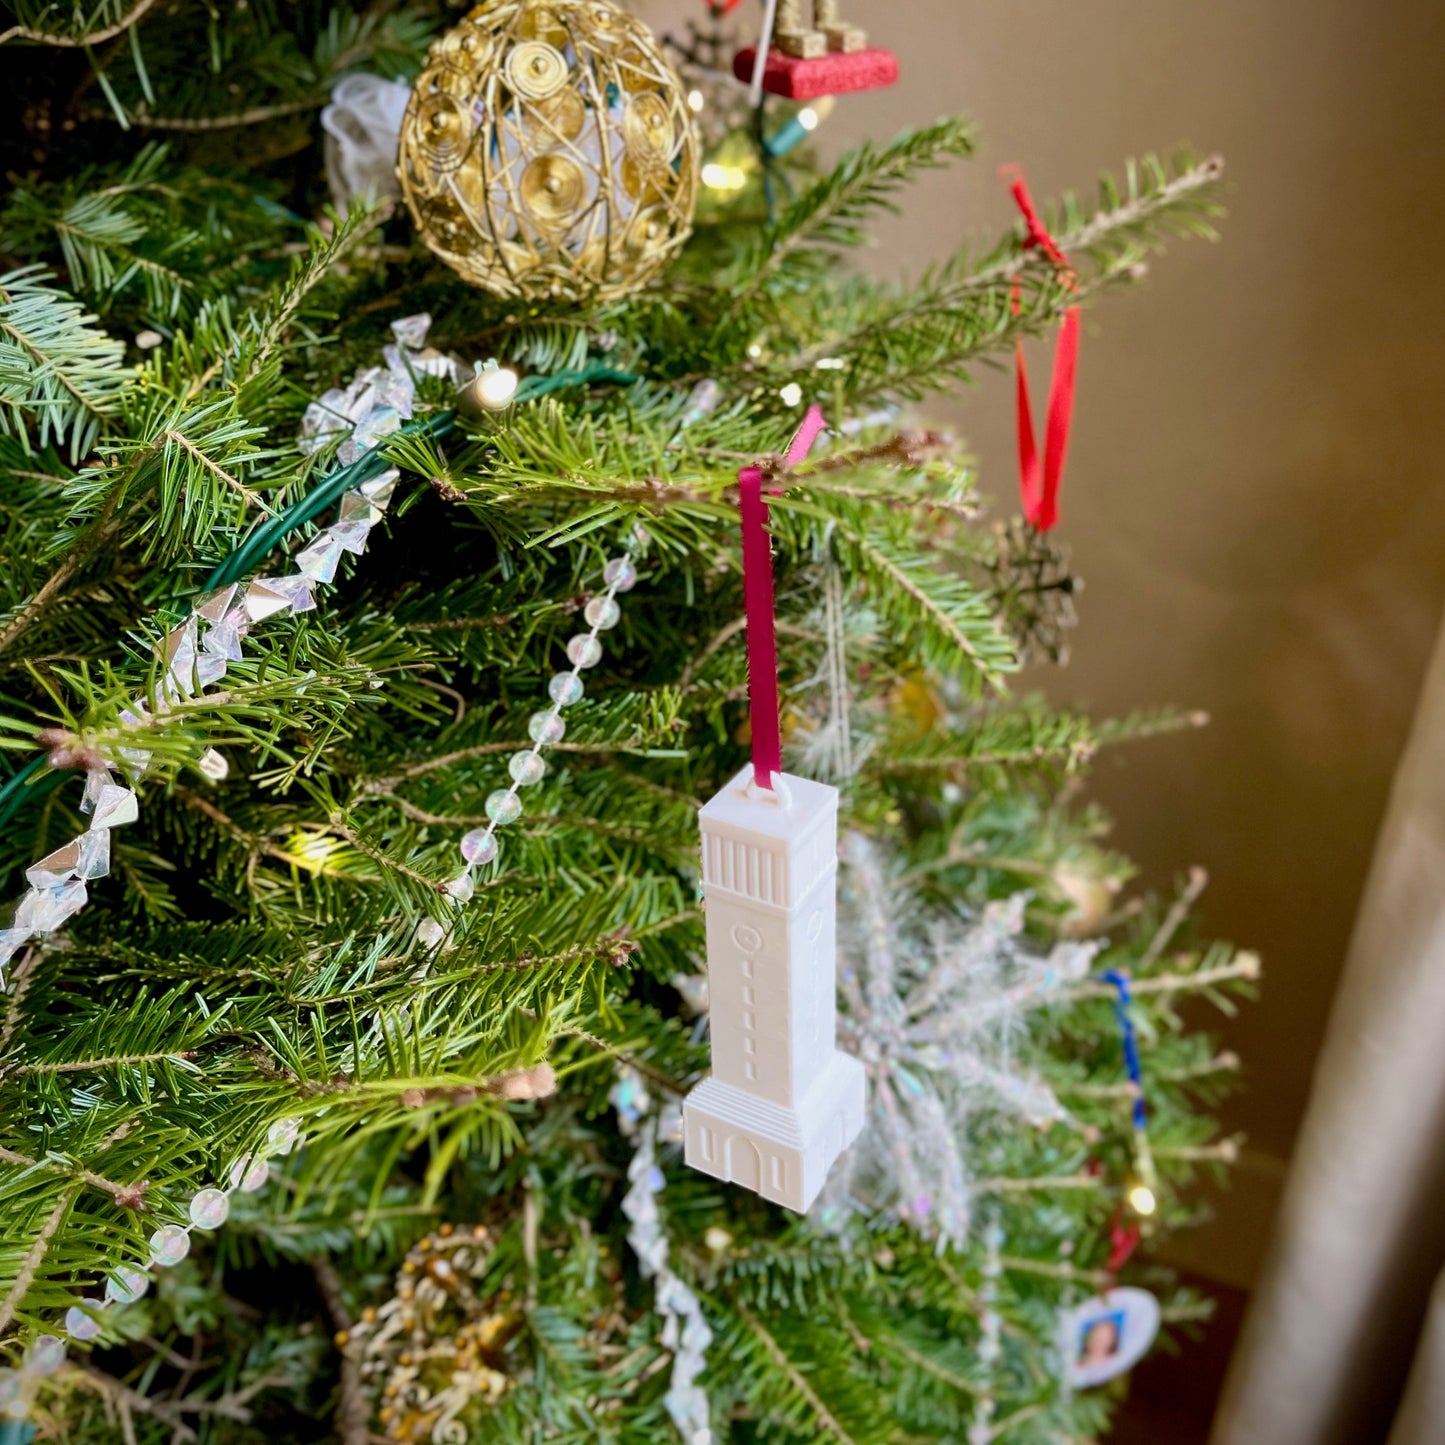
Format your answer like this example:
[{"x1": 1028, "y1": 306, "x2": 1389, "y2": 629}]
[
  {"x1": 1064, "y1": 953, "x2": 1261, "y2": 1002},
  {"x1": 736, "y1": 1302, "x2": 862, "y2": 1445},
  {"x1": 0, "y1": 1185, "x2": 77, "y2": 1333},
  {"x1": 1139, "y1": 865, "x2": 1209, "y2": 970},
  {"x1": 229, "y1": 204, "x2": 381, "y2": 390},
  {"x1": 0, "y1": 1145, "x2": 142, "y2": 1210},
  {"x1": 0, "y1": 266, "x2": 128, "y2": 458},
  {"x1": 729, "y1": 118, "x2": 977, "y2": 308},
  {"x1": 874, "y1": 1327, "x2": 982, "y2": 1398}
]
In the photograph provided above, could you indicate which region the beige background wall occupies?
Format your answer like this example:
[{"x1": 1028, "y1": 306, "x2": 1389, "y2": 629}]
[{"x1": 643, "y1": 0, "x2": 1445, "y2": 1285}]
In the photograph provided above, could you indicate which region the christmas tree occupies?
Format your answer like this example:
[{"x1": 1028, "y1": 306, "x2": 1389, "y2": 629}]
[{"x1": 0, "y1": 3, "x2": 1253, "y2": 1441}]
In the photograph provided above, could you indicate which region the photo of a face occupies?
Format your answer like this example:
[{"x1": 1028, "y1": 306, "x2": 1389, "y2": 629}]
[
  {"x1": 1077, "y1": 1311, "x2": 1125, "y2": 1367},
  {"x1": 1060, "y1": 1288, "x2": 1161, "y2": 1389}
]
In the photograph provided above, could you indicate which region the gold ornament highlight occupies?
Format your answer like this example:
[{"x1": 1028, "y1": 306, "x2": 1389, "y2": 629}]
[{"x1": 398, "y1": 0, "x2": 699, "y2": 303}]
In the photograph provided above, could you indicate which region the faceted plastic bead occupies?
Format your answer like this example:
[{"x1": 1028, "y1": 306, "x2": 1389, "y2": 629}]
[
  {"x1": 230, "y1": 1155, "x2": 271, "y2": 1193},
  {"x1": 329, "y1": 519, "x2": 373, "y2": 556},
  {"x1": 105, "y1": 1266, "x2": 149, "y2": 1305},
  {"x1": 485, "y1": 790, "x2": 523, "y2": 826},
  {"x1": 162, "y1": 619, "x2": 199, "y2": 696},
  {"x1": 202, "y1": 615, "x2": 246, "y2": 662},
  {"x1": 76, "y1": 825, "x2": 115, "y2": 879},
  {"x1": 508, "y1": 751, "x2": 546, "y2": 787},
  {"x1": 445, "y1": 872, "x2": 475, "y2": 902},
  {"x1": 548, "y1": 673, "x2": 585, "y2": 706},
  {"x1": 80, "y1": 769, "x2": 113, "y2": 814},
  {"x1": 246, "y1": 575, "x2": 316, "y2": 621},
  {"x1": 295, "y1": 531, "x2": 344, "y2": 585},
  {"x1": 391, "y1": 314, "x2": 432, "y2": 349},
  {"x1": 416, "y1": 918, "x2": 446, "y2": 947},
  {"x1": 584, "y1": 596, "x2": 621, "y2": 630},
  {"x1": 566, "y1": 635, "x2": 603, "y2": 669},
  {"x1": 243, "y1": 578, "x2": 295, "y2": 623},
  {"x1": 16, "y1": 879, "x2": 87, "y2": 934},
  {"x1": 460, "y1": 829, "x2": 499, "y2": 866},
  {"x1": 148, "y1": 1224, "x2": 191, "y2": 1266},
  {"x1": 189, "y1": 1187, "x2": 230, "y2": 1229},
  {"x1": 195, "y1": 652, "x2": 229, "y2": 687},
  {"x1": 90, "y1": 783, "x2": 139, "y2": 832},
  {"x1": 65, "y1": 1304, "x2": 103, "y2": 1343},
  {"x1": 27, "y1": 1335, "x2": 66, "y2": 1375},
  {"x1": 603, "y1": 556, "x2": 638, "y2": 592},
  {"x1": 338, "y1": 490, "x2": 383, "y2": 526},
  {"x1": 192, "y1": 584, "x2": 239, "y2": 624},
  {"x1": 359, "y1": 468, "x2": 399, "y2": 509},
  {"x1": 266, "y1": 1118, "x2": 300, "y2": 1155},
  {"x1": 0, "y1": 929, "x2": 28, "y2": 981},
  {"x1": 528, "y1": 710, "x2": 566, "y2": 745},
  {"x1": 25, "y1": 839, "x2": 82, "y2": 889}
]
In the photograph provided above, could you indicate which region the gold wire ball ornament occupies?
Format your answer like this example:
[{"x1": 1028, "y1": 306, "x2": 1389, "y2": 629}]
[
  {"x1": 398, "y1": 0, "x2": 700, "y2": 302},
  {"x1": 349, "y1": 1224, "x2": 520, "y2": 1444}
]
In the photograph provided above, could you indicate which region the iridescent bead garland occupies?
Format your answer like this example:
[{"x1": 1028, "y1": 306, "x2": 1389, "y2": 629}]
[
  {"x1": 613, "y1": 1068, "x2": 714, "y2": 1445},
  {"x1": 438, "y1": 549, "x2": 641, "y2": 907},
  {"x1": 1, "y1": 323, "x2": 435, "y2": 1409},
  {"x1": 57, "y1": 1119, "x2": 302, "y2": 1347},
  {"x1": 0, "y1": 310, "x2": 461, "y2": 991},
  {"x1": 968, "y1": 1216, "x2": 1005, "y2": 1445}
]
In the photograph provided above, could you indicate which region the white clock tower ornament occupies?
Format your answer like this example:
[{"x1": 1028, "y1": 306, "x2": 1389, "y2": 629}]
[
  {"x1": 682, "y1": 403, "x2": 865, "y2": 1212},
  {"x1": 683, "y1": 767, "x2": 866, "y2": 1212}
]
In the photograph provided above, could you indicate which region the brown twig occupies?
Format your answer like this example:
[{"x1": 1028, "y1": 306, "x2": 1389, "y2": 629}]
[
  {"x1": 312, "y1": 1257, "x2": 372, "y2": 1445},
  {"x1": 0, "y1": 0, "x2": 159, "y2": 46},
  {"x1": 0, "y1": 1144, "x2": 148, "y2": 1211}
]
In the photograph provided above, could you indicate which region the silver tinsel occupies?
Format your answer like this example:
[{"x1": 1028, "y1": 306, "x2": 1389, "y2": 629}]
[{"x1": 819, "y1": 834, "x2": 1100, "y2": 1246}]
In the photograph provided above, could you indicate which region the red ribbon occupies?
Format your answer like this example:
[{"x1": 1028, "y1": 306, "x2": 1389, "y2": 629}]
[
  {"x1": 1006, "y1": 170, "x2": 1081, "y2": 533},
  {"x1": 739, "y1": 405, "x2": 827, "y2": 791}
]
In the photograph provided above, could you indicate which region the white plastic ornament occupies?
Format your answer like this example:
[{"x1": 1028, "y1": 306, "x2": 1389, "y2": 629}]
[{"x1": 683, "y1": 766, "x2": 865, "y2": 1212}]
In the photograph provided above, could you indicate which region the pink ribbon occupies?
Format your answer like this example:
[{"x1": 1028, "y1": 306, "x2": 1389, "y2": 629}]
[{"x1": 739, "y1": 405, "x2": 827, "y2": 791}]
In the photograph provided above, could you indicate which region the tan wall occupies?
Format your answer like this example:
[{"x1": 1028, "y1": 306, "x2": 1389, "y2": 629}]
[{"x1": 642, "y1": 0, "x2": 1445, "y2": 1284}]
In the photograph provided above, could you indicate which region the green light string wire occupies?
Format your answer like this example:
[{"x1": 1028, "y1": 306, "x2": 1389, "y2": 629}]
[{"x1": 0, "y1": 363, "x2": 640, "y2": 831}]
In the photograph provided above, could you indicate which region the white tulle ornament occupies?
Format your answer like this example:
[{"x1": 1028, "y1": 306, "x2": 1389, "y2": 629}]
[{"x1": 321, "y1": 74, "x2": 412, "y2": 211}]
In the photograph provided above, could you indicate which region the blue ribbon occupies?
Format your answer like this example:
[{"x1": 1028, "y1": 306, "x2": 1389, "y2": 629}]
[{"x1": 1102, "y1": 969, "x2": 1147, "y2": 1130}]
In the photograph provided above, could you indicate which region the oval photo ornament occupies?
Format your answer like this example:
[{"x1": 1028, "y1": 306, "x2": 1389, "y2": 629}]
[{"x1": 1059, "y1": 1286, "x2": 1161, "y2": 1390}]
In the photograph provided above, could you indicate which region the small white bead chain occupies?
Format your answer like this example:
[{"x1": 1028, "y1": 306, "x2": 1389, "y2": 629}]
[
  {"x1": 37, "y1": 1119, "x2": 303, "y2": 1366},
  {"x1": 437, "y1": 549, "x2": 642, "y2": 908}
]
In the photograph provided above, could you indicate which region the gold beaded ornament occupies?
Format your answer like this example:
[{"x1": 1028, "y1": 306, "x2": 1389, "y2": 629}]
[
  {"x1": 398, "y1": 0, "x2": 699, "y2": 303},
  {"x1": 348, "y1": 1224, "x2": 518, "y2": 1444}
]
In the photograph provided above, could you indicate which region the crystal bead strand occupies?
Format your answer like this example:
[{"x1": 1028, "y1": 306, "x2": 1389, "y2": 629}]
[
  {"x1": 0, "y1": 1334, "x2": 66, "y2": 1425},
  {"x1": 0, "y1": 315, "x2": 458, "y2": 991},
  {"x1": 444, "y1": 549, "x2": 640, "y2": 901},
  {"x1": 968, "y1": 1216, "x2": 1006, "y2": 1445},
  {"x1": 58, "y1": 1119, "x2": 302, "y2": 1350}
]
